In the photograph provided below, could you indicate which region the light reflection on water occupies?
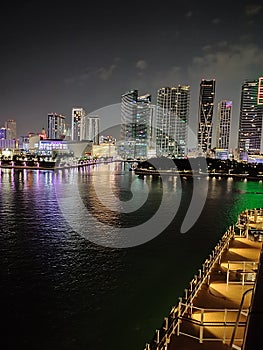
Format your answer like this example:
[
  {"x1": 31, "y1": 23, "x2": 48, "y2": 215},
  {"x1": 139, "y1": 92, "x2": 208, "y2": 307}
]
[{"x1": 0, "y1": 164, "x2": 263, "y2": 350}]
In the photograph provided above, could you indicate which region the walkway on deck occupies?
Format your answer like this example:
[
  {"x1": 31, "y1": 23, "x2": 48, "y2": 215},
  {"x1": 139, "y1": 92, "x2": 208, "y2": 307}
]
[{"x1": 144, "y1": 209, "x2": 263, "y2": 350}]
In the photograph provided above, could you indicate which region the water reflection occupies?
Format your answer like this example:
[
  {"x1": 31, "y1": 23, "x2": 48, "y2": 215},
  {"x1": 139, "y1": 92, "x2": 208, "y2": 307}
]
[{"x1": 1, "y1": 165, "x2": 263, "y2": 350}]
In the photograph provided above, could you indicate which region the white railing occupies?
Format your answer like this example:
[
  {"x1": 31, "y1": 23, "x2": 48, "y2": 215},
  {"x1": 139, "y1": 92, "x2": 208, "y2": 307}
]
[
  {"x1": 177, "y1": 302, "x2": 248, "y2": 345},
  {"x1": 144, "y1": 226, "x2": 235, "y2": 350},
  {"x1": 226, "y1": 260, "x2": 258, "y2": 285},
  {"x1": 144, "y1": 208, "x2": 263, "y2": 350}
]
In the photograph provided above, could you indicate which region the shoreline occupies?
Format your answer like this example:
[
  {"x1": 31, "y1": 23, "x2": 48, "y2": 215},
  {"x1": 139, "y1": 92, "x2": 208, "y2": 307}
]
[
  {"x1": 134, "y1": 169, "x2": 263, "y2": 181},
  {"x1": 0, "y1": 159, "x2": 112, "y2": 171}
]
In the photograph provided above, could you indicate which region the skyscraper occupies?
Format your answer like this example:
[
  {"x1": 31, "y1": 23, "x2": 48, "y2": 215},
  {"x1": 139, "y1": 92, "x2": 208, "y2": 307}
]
[
  {"x1": 5, "y1": 119, "x2": 17, "y2": 140},
  {"x1": 120, "y1": 90, "x2": 151, "y2": 159},
  {"x1": 216, "y1": 100, "x2": 232, "y2": 150},
  {"x1": 197, "y1": 79, "x2": 216, "y2": 154},
  {"x1": 87, "y1": 115, "x2": 100, "y2": 145},
  {"x1": 156, "y1": 85, "x2": 190, "y2": 157},
  {"x1": 71, "y1": 107, "x2": 86, "y2": 141},
  {"x1": 121, "y1": 89, "x2": 138, "y2": 141},
  {"x1": 47, "y1": 113, "x2": 66, "y2": 139},
  {"x1": 258, "y1": 77, "x2": 263, "y2": 105},
  {"x1": 238, "y1": 78, "x2": 263, "y2": 158},
  {"x1": 0, "y1": 127, "x2": 7, "y2": 139}
]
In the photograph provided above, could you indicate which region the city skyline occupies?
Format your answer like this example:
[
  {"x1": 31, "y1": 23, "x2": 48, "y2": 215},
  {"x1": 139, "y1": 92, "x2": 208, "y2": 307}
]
[
  {"x1": 1, "y1": 76, "x2": 263, "y2": 154},
  {"x1": 0, "y1": 0, "x2": 262, "y2": 149}
]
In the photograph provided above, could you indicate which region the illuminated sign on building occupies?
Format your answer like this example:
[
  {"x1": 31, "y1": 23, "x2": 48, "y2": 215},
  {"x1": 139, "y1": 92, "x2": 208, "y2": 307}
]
[
  {"x1": 258, "y1": 77, "x2": 263, "y2": 105},
  {"x1": 39, "y1": 140, "x2": 68, "y2": 151},
  {"x1": 225, "y1": 101, "x2": 232, "y2": 109}
]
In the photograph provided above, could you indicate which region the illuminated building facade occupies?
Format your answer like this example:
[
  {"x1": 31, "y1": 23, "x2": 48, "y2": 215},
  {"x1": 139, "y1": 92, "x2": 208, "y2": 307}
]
[
  {"x1": 47, "y1": 113, "x2": 66, "y2": 139},
  {"x1": 71, "y1": 107, "x2": 86, "y2": 141},
  {"x1": 238, "y1": 78, "x2": 263, "y2": 159},
  {"x1": 39, "y1": 139, "x2": 69, "y2": 153},
  {"x1": 87, "y1": 115, "x2": 100, "y2": 145},
  {"x1": 120, "y1": 90, "x2": 151, "y2": 159},
  {"x1": 156, "y1": 85, "x2": 190, "y2": 157},
  {"x1": 258, "y1": 77, "x2": 263, "y2": 105},
  {"x1": 216, "y1": 100, "x2": 232, "y2": 150},
  {"x1": 0, "y1": 127, "x2": 7, "y2": 139},
  {"x1": 197, "y1": 79, "x2": 216, "y2": 153},
  {"x1": 5, "y1": 119, "x2": 17, "y2": 140},
  {"x1": 0, "y1": 139, "x2": 16, "y2": 149}
]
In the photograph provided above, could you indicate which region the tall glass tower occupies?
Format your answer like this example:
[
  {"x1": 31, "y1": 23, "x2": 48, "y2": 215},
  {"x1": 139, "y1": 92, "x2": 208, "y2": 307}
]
[
  {"x1": 121, "y1": 90, "x2": 139, "y2": 142},
  {"x1": 156, "y1": 85, "x2": 190, "y2": 157},
  {"x1": 120, "y1": 90, "x2": 151, "y2": 159},
  {"x1": 87, "y1": 115, "x2": 100, "y2": 145},
  {"x1": 197, "y1": 79, "x2": 216, "y2": 154},
  {"x1": 5, "y1": 119, "x2": 17, "y2": 140},
  {"x1": 238, "y1": 78, "x2": 263, "y2": 158},
  {"x1": 216, "y1": 100, "x2": 232, "y2": 150},
  {"x1": 47, "y1": 113, "x2": 65, "y2": 139},
  {"x1": 71, "y1": 107, "x2": 86, "y2": 141}
]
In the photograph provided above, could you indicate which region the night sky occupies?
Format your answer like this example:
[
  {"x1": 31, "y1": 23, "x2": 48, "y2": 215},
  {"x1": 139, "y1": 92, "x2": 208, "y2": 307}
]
[{"x1": 0, "y1": 0, "x2": 262, "y2": 149}]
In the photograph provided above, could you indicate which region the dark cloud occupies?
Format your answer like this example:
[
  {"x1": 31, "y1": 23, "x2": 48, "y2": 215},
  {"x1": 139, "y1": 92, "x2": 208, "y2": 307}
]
[
  {"x1": 245, "y1": 4, "x2": 262, "y2": 16},
  {"x1": 136, "y1": 60, "x2": 148, "y2": 70}
]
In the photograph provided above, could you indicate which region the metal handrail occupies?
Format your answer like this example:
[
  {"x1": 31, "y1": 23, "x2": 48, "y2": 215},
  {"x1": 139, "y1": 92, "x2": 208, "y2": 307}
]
[
  {"x1": 144, "y1": 209, "x2": 262, "y2": 350},
  {"x1": 228, "y1": 288, "x2": 254, "y2": 350}
]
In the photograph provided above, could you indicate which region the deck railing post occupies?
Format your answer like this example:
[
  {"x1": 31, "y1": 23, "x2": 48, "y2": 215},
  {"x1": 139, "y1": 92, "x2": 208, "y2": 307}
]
[
  {"x1": 223, "y1": 308, "x2": 227, "y2": 344},
  {"x1": 164, "y1": 317, "x2": 168, "y2": 331},
  {"x1": 156, "y1": 329, "x2": 159, "y2": 343},
  {"x1": 190, "y1": 280, "x2": 193, "y2": 292},
  {"x1": 177, "y1": 298, "x2": 182, "y2": 336},
  {"x1": 184, "y1": 288, "x2": 188, "y2": 300},
  {"x1": 207, "y1": 274, "x2": 211, "y2": 285},
  {"x1": 199, "y1": 308, "x2": 204, "y2": 343},
  {"x1": 194, "y1": 275, "x2": 198, "y2": 285}
]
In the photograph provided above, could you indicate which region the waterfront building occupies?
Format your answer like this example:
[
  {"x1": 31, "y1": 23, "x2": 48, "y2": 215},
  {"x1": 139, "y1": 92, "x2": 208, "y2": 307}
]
[
  {"x1": 40, "y1": 128, "x2": 47, "y2": 140},
  {"x1": 92, "y1": 143, "x2": 117, "y2": 159},
  {"x1": 0, "y1": 139, "x2": 16, "y2": 149},
  {"x1": 197, "y1": 79, "x2": 216, "y2": 154},
  {"x1": 47, "y1": 113, "x2": 66, "y2": 139},
  {"x1": 18, "y1": 135, "x2": 30, "y2": 151},
  {"x1": 5, "y1": 119, "x2": 17, "y2": 140},
  {"x1": 258, "y1": 76, "x2": 263, "y2": 105},
  {"x1": 136, "y1": 93, "x2": 152, "y2": 157},
  {"x1": 38, "y1": 139, "x2": 69, "y2": 154},
  {"x1": 238, "y1": 77, "x2": 263, "y2": 159},
  {"x1": 87, "y1": 115, "x2": 100, "y2": 145},
  {"x1": 99, "y1": 135, "x2": 116, "y2": 145},
  {"x1": 65, "y1": 140, "x2": 93, "y2": 158},
  {"x1": 47, "y1": 112, "x2": 65, "y2": 139},
  {"x1": 0, "y1": 127, "x2": 7, "y2": 140},
  {"x1": 64, "y1": 123, "x2": 72, "y2": 141},
  {"x1": 147, "y1": 104, "x2": 156, "y2": 157},
  {"x1": 156, "y1": 85, "x2": 190, "y2": 157},
  {"x1": 216, "y1": 100, "x2": 232, "y2": 150},
  {"x1": 29, "y1": 134, "x2": 42, "y2": 150},
  {"x1": 38, "y1": 139, "x2": 92, "y2": 158},
  {"x1": 71, "y1": 107, "x2": 86, "y2": 141},
  {"x1": 120, "y1": 90, "x2": 151, "y2": 159}
]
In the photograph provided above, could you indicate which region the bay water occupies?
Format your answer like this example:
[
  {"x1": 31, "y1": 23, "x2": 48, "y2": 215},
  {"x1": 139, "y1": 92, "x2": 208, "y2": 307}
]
[{"x1": 1, "y1": 162, "x2": 262, "y2": 350}]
